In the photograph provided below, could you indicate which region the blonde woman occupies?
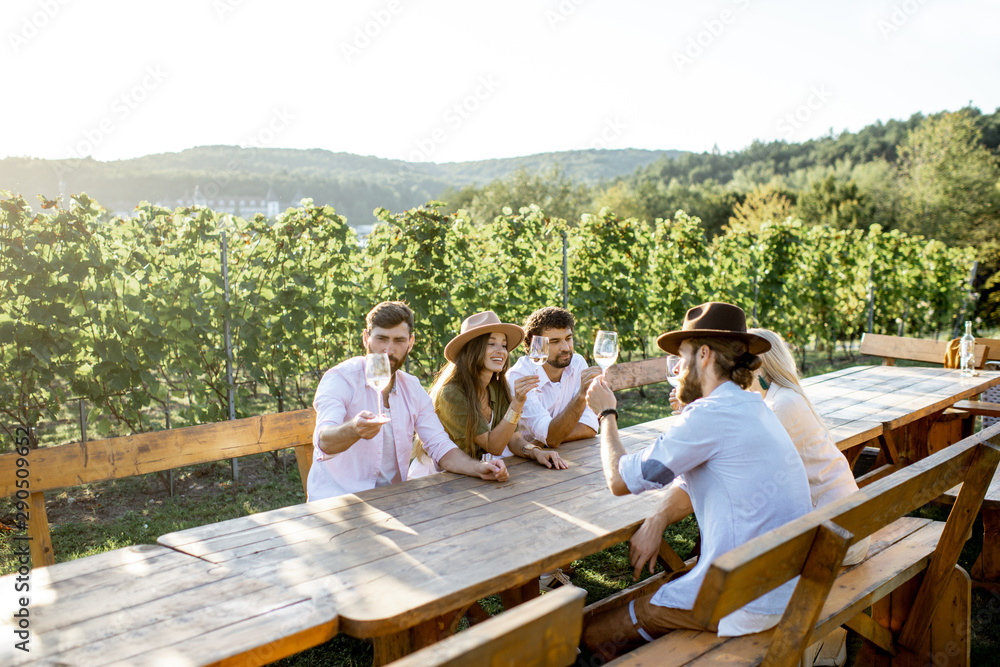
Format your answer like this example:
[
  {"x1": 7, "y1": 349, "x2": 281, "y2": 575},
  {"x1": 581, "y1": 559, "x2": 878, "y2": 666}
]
[{"x1": 409, "y1": 311, "x2": 567, "y2": 478}]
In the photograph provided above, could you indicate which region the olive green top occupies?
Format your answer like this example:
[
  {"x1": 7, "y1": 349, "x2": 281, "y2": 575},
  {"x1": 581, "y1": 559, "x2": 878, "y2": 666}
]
[{"x1": 434, "y1": 382, "x2": 510, "y2": 459}]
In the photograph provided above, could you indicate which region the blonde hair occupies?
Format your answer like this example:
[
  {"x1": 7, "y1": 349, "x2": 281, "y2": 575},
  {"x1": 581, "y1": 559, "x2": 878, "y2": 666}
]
[{"x1": 748, "y1": 328, "x2": 826, "y2": 427}]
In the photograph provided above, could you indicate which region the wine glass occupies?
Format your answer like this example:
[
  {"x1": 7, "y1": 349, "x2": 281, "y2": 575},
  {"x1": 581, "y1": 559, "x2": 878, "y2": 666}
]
[
  {"x1": 666, "y1": 355, "x2": 682, "y2": 388},
  {"x1": 593, "y1": 330, "x2": 619, "y2": 375},
  {"x1": 365, "y1": 352, "x2": 392, "y2": 424},
  {"x1": 527, "y1": 335, "x2": 549, "y2": 390}
]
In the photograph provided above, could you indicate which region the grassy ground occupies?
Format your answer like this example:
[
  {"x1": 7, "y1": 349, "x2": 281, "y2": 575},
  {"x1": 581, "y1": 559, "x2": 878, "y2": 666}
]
[{"x1": 2, "y1": 349, "x2": 999, "y2": 666}]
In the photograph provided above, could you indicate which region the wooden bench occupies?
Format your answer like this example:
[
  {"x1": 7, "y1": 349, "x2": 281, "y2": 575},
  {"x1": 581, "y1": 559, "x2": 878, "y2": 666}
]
[
  {"x1": 0, "y1": 409, "x2": 316, "y2": 567},
  {"x1": 386, "y1": 585, "x2": 586, "y2": 667},
  {"x1": 589, "y1": 421, "x2": 1000, "y2": 666}
]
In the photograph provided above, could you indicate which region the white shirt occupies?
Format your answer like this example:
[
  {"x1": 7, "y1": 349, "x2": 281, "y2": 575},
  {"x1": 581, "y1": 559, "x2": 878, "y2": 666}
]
[
  {"x1": 764, "y1": 384, "x2": 859, "y2": 508},
  {"x1": 507, "y1": 353, "x2": 599, "y2": 444},
  {"x1": 375, "y1": 403, "x2": 401, "y2": 487},
  {"x1": 308, "y1": 356, "x2": 458, "y2": 502},
  {"x1": 618, "y1": 381, "x2": 812, "y2": 634}
]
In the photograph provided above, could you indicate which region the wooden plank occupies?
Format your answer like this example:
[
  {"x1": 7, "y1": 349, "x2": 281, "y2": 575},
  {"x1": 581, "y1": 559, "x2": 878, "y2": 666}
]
[
  {"x1": 845, "y1": 611, "x2": 895, "y2": 654},
  {"x1": 384, "y1": 586, "x2": 585, "y2": 667},
  {"x1": 762, "y1": 521, "x2": 852, "y2": 667},
  {"x1": 951, "y1": 399, "x2": 1000, "y2": 417},
  {"x1": 294, "y1": 443, "x2": 313, "y2": 495},
  {"x1": 606, "y1": 357, "x2": 668, "y2": 391},
  {"x1": 859, "y1": 333, "x2": 988, "y2": 368},
  {"x1": 0, "y1": 408, "x2": 316, "y2": 496},
  {"x1": 26, "y1": 490, "x2": 54, "y2": 567},
  {"x1": 898, "y1": 439, "x2": 1000, "y2": 649},
  {"x1": 928, "y1": 566, "x2": 971, "y2": 667},
  {"x1": 603, "y1": 628, "x2": 735, "y2": 666}
]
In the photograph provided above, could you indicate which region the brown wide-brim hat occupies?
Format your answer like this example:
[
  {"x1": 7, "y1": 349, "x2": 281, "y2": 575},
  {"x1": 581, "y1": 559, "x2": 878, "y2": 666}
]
[
  {"x1": 444, "y1": 311, "x2": 525, "y2": 363},
  {"x1": 656, "y1": 302, "x2": 771, "y2": 356}
]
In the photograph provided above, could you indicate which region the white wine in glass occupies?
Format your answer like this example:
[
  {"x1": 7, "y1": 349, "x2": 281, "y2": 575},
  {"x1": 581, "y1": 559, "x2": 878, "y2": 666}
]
[
  {"x1": 365, "y1": 352, "x2": 392, "y2": 424},
  {"x1": 593, "y1": 330, "x2": 619, "y2": 375},
  {"x1": 666, "y1": 355, "x2": 682, "y2": 388},
  {"x1": 527, "y1": 335, "x2": 549, "y2": 389}
]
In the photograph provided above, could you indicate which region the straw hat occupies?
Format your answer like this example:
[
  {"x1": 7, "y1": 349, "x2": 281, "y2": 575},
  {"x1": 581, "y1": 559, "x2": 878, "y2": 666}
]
[
  {"x1": 656, "y1": 302, "x2": 770, "y2": 355},
  {"x1": 444, "y1": 311, "x2": 525, "y2": 362}
]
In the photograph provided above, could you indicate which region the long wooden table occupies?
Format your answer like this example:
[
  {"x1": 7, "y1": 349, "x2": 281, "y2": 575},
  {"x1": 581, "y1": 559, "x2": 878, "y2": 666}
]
[
  {"x1": 0, "y1": 544, "x2": 339, "y2": 666},
  {"x1": 12, "y1": 364, "x2": 996, "y2": 666}
]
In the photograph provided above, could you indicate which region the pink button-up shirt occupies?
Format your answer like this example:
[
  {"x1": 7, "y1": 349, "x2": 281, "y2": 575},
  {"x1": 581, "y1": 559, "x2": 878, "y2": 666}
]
[{"x1": 307, "y1": 356, "x2": 458, "y2": 501}]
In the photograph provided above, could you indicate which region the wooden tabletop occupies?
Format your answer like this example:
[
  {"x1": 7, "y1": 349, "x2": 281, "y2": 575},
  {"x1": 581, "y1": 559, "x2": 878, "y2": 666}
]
[
  {"x1": 803, "y1": 365, "x2": 1000, "y2": 440},
  {"x1": 0, "y1": 544, "x2": 338, "y2": 666},
  {"x1": 158, "y1": 418, "x2": 676, "y2": 640}
]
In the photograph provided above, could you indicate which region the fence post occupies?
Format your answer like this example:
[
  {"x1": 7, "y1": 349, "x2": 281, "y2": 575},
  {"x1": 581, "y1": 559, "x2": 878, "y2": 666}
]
[
  {"x1": 221, "y1": 226, "x2": 239, "y2": 483},
  {"x1": 78, "y1": 398, "x2": 87, "y2": 444},
  {"x1": 561, "y1": 229, "x2": 569, "y2": 309},
  {"x1": 867, "y1": 266, "x2": 875, "y2": 334}
]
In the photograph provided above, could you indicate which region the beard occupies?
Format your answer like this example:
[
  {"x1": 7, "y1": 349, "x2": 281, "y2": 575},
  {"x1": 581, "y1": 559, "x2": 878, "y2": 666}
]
[
  {"x1": 549, "y1": 351, "x2": 572, "y2": 369},
  {"x1": 678, "y1": 361, "x2": 704, "y2": 405},
  {"x1": 388, "y1": 348, "x2": 409, "y2": 374}
]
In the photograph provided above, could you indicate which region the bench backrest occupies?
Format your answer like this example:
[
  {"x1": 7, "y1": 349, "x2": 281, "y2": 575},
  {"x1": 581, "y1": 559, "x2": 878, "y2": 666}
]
[
  {"x1": 0, "y1": 408, "x2": 316, "y2": 567},
  {"x1": 605, "y1": 357, "x2": 668, "y2": 391},
  {"x1": 690, "y1": 421, "x2": 1000, "y2": 663},
  {"x1": 980, "y1": 337, "x2": 1000, "y2": 362},
  {"x1": 860, "y1": 332, "x2": 988, "y2": 368},
  {"x1": 386, "y1": 585, "x2": 586, "y2": 667}
]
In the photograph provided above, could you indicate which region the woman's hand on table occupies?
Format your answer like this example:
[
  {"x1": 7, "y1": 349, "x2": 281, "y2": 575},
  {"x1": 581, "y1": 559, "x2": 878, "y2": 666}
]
[
  {"x1": 511, "y1": 374, "x2": 540, "y2": 405},
  {"x1": 533, "y1": 448, "x2": 568, "y2": 470},
  {"x1": 477, "y1": 458, "x2": 509, "y2": 482}
]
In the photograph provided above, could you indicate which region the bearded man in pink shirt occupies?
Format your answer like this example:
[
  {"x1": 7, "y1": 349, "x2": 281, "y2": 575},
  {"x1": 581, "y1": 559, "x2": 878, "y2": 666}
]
[{"x1": 307, "y1": 301, "x2": 509, "y2": 501}]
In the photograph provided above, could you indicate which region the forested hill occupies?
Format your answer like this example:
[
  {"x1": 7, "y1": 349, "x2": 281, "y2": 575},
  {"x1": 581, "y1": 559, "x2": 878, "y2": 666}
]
[{"x1": 0, "y1": 147, "x2": 674, "y2": 224}]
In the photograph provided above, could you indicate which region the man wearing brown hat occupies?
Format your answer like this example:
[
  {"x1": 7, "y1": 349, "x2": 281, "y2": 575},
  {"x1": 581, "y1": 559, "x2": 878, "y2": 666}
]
[
  {"x1": 307, "y1": 301, "x2": 509, "y2": 502},
  {"x1": 582, "y1": 302, "x2": 812, "y2": 660}
]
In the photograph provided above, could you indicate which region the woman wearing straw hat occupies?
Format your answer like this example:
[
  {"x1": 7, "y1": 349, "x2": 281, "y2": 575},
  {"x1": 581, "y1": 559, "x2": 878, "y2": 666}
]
[{"x1": 409, "y1": 310, "x2": 568, "y2": 477}]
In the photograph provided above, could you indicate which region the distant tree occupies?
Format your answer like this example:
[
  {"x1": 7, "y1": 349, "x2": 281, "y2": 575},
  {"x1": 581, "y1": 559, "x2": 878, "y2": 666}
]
[
  {"x1": 894, "y1": 111, "x2": 1000, "y2": 249},
  {"x1": 794, "y1": 174, "x2": 870, "y2": 229},
  {"x1": 726, "y1": 185, "x2": 795, "y2": 234},
  {"x1": 589, "y1": 181, "x2": 648, "y2": 221},
  {"x1": 462, "y1": 167, "x2": 590, "y2": 225}
]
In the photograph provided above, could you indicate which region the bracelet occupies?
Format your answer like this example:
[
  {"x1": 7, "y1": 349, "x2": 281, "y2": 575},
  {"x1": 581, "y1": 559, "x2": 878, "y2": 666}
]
[
  {"x1": 522, "y1": 443, "x2": 541, "y2": 457},
  {"x1": 504, "y1": 407, "x2": 521, "y2": 425},
  {"x1": 598, "y1": 408, "x2": 618, "y2": 424}
]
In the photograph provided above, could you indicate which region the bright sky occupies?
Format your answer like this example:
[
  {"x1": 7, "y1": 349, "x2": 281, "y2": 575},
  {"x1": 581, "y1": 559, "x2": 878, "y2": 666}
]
[{"x1": 3, "y1": 0, "x2": 998, "y2": 165}]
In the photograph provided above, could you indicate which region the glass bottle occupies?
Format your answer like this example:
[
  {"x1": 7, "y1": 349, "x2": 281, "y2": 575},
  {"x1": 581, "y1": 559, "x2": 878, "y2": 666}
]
[{"x1": 959, "y1": 321, "x2": 975, "y2": 377}]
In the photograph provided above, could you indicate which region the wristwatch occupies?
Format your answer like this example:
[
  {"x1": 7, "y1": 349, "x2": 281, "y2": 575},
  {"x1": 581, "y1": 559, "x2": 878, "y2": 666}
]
[{"x1": 522, "y1": 443, "x2": 542, "y2": 457}]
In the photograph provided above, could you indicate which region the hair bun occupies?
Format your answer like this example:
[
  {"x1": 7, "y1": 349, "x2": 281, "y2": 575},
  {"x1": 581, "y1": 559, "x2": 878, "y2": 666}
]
[{"x1": 737, "y1": 351, "x2": 763, "y2": 371}]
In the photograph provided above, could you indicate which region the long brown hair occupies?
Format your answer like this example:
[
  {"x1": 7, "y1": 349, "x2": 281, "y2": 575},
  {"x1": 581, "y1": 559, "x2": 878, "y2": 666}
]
[{"x1": 413, "y1": 333, "x2": 513, "y2": 462}]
